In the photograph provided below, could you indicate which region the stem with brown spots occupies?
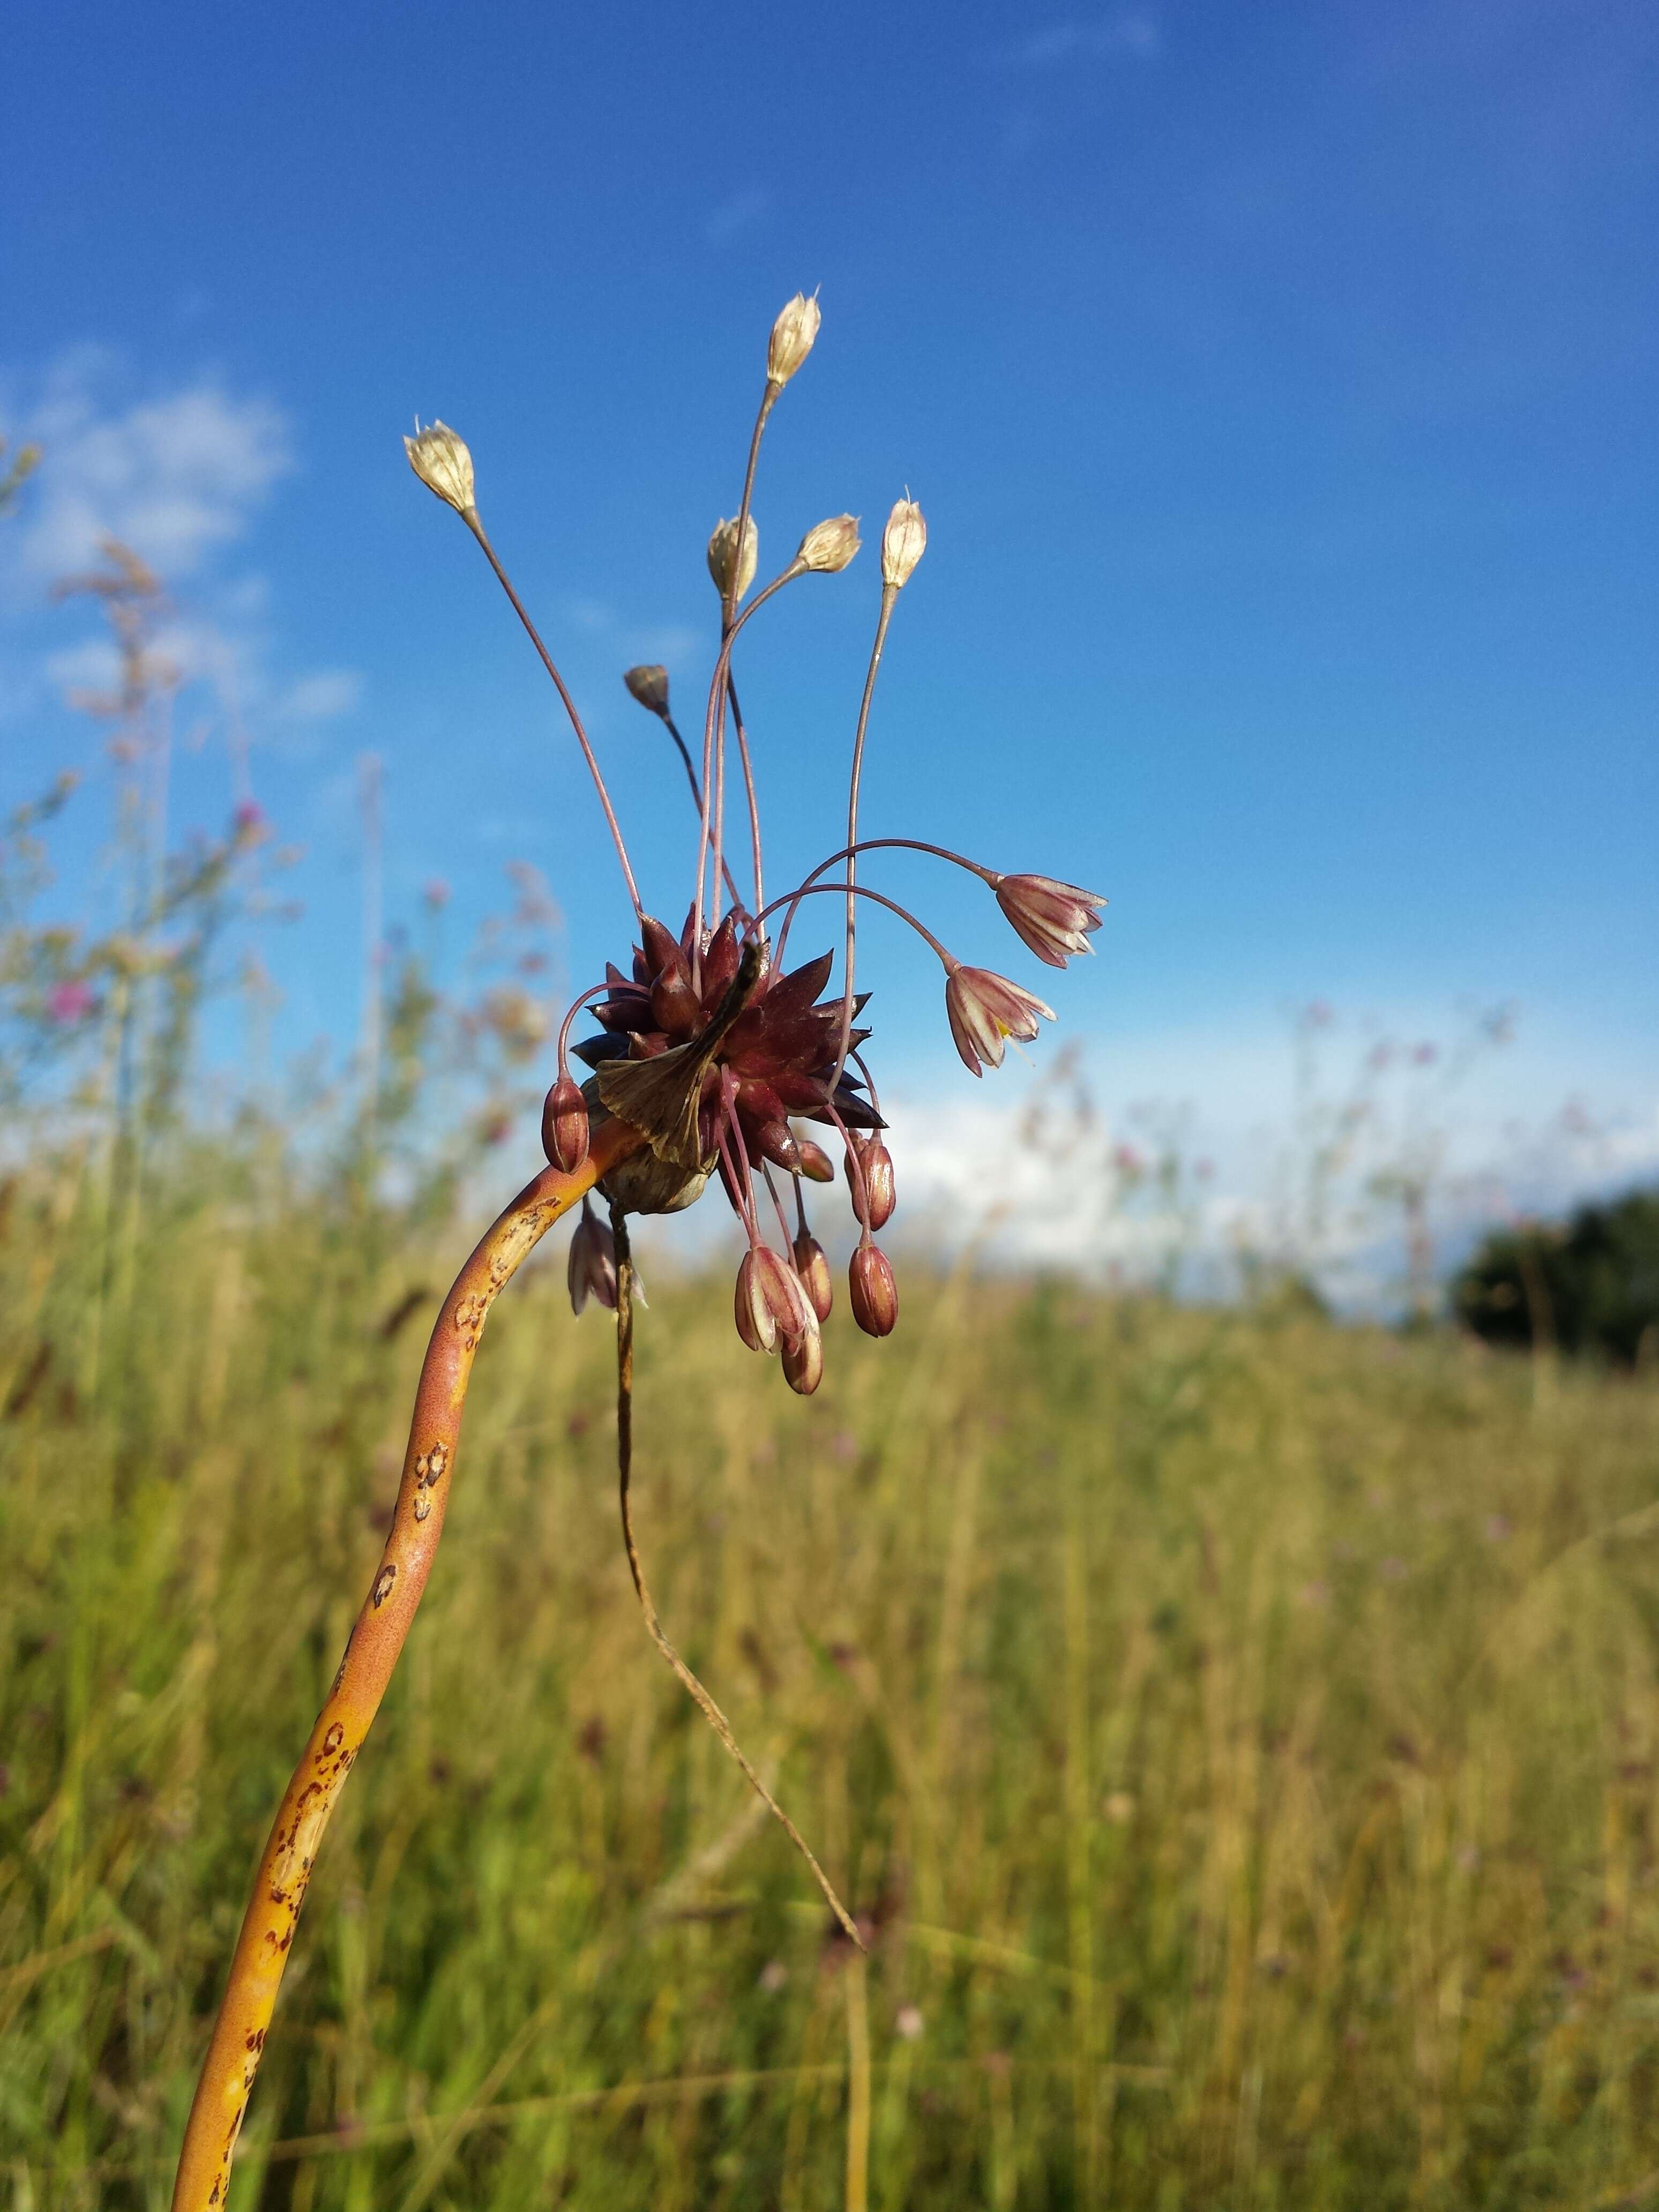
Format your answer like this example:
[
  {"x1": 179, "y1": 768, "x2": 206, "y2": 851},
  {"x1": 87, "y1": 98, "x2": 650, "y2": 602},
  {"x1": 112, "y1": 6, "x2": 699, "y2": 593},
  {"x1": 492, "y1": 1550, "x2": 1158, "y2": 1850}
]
[{"x1": 169, "y1": 1115, "x2": 647, "y2": 2212}]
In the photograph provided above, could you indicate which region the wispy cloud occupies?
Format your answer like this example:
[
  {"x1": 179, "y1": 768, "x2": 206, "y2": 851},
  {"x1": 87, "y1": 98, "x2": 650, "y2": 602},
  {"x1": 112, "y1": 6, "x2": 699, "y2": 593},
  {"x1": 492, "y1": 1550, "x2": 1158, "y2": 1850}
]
[
  {"x1": 1005, "y1": 12, "x2": 1160, "y2": 67},
  {"x1": 12, "y1": 348, "x2": 292, "y2": 580},
  {"x1": 2, "y1": 349, "x2": 358, "y2": 750}
]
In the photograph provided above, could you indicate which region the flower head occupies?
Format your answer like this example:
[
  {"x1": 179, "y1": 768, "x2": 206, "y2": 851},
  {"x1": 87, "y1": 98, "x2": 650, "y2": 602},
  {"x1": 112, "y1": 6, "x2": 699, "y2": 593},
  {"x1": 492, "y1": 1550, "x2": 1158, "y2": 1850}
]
[
  {"x1": 767, "y1": 292, "x2": 821, "y2": 388},
  {"x1": 944, "y1": 965, "x2": 1055, "y2": 1077},
  {"x1": 993, "y1": 873, "x2": 1106, "y2": 969},
  {"x1": 707, "y1": 517, "x2": 759, "y2": 606},
  {"x1": 881, "y1": 499, "x2": 926, "y2": 591},
  {"x1": 404, "y1": 421, "x2": 476, "y2": 518}
]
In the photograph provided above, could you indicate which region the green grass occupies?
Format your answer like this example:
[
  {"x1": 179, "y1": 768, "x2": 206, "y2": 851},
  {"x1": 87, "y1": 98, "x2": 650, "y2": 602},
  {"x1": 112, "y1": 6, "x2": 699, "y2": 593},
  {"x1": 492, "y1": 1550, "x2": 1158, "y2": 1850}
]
[{"x1": 4, "y1": 1156, "x2": 1659, "y2": 2208}]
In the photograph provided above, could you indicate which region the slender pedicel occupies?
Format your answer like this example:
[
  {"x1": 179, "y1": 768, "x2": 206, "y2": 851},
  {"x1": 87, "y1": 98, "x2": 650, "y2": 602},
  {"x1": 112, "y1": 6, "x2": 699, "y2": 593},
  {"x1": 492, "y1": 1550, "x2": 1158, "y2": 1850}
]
[
  {"x1": 611, "y1": 1210, "x2": 858, "y2": 1941},
  {"x1": 463, "y1": 517, "x2": 644, "y2": 918},
  {"x1": 837, "y1": 585, "x2": 898, "y2": 1086}
]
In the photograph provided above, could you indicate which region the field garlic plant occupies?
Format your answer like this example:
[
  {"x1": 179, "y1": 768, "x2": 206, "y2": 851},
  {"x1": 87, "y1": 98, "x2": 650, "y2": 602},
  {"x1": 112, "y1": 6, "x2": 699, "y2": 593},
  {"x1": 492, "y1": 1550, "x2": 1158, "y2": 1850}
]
[{"x1": 171, "y1": 295, "x2": 1102, "y2": 2209}]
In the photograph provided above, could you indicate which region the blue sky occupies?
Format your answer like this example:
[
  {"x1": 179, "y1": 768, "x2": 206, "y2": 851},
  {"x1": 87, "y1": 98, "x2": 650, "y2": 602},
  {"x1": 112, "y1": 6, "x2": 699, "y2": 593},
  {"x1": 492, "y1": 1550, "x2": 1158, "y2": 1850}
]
[{"x1": 3, "y1": 0, "x2": 1656, "y2": 1262}]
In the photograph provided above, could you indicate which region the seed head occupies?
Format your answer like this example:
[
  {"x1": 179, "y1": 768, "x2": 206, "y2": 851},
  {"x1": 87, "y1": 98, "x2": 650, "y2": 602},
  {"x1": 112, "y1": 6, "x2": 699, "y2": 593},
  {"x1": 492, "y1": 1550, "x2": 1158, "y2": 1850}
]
[
  {"x1": 541, "y1": 1071, "x2": 591, "y2": 1174},
  {"x1": 993, "y1": 873, "x2": 1106, "y2": 969},
  {"x1": 849, "y1": 1241, "x2": 898, "y2": 1338},
  {"x1": 881, "y1": 499, "x2": 926, "y2": 590},
  {"x1": 404, "y1": 420, "x2": 476, "y2": 518},
  {"x1": 567, "y1": 1199, "x2": 618, "y2": 1316},
  {"x1": 623, "y1": 664, "x2": 670, "y2": 719},
  {"x1": 708, "y1": 516, "x2": 760, "y2": 606},
  {"x1": 797, "y1": 515, "x2": 861, "y2": 574},
  {"x1": 767, "y1": 292, "x2": 822, "y2": 388},
  {"x1": 793, "y1": 1229, "x2": 834, "y2": 1322},
  {"x1": 944, "y1": 964, "x2": 1056, "y2": 1078},
  {"x1": 844, "y1": 1135, "x2": 896, "y2": 1231}
]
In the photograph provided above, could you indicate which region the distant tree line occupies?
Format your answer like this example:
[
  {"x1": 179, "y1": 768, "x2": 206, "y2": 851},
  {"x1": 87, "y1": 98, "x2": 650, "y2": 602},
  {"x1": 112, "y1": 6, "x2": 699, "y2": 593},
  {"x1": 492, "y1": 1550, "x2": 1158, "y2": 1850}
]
[{"x1": 1455, "y1": 1187, "x2": 1659, "y2": 1366}]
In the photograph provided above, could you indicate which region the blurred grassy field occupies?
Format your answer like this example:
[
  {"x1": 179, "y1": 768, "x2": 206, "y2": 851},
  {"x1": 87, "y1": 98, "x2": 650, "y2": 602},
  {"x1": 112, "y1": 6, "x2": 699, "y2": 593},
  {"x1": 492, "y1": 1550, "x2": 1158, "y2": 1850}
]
[{"x1": 4, "y1": 1160, "x2": 1659, "y2": 2209}]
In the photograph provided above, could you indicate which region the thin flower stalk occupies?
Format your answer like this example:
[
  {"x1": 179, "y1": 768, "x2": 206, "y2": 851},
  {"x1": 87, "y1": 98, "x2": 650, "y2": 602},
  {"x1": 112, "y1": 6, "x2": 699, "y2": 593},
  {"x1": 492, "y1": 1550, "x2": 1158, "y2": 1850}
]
[{"x1": 610, "y1": 1211, "x2": 857, "y2": 1941}]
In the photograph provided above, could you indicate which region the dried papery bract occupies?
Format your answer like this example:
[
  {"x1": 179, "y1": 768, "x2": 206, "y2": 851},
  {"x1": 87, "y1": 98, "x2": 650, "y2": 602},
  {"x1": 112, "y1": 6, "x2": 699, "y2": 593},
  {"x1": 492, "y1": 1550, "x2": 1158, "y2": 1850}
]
[
  {"x1": 881, "y1": 498, "x2": 927, "y2": 590},
  {"x1": 404, "y1": 420, "x2": 476, "y2": 518},
  {"x1": 797, "y1": 514, "x2": 862, "y2": 574},
  {"x1": 767, "y1": 290, "x2": 821, "y2": 388},
  {"x1": 707, "y1": 515, "x2": 759, "y2": 606}
]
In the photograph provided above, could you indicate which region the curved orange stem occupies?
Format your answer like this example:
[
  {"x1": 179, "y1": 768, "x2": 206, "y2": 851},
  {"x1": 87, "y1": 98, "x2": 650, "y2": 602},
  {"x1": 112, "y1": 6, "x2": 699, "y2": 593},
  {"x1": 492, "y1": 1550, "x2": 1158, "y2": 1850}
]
[{"x1": 169, "y1": 1116, "x2": 645, "y2": 2211}]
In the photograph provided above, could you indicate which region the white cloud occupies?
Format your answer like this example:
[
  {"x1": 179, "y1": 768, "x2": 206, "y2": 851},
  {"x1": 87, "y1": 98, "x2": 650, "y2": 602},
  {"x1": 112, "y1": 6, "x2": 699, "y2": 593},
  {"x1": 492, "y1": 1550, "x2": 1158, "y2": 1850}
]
[
  {"x1": 13, "y1": 350, "x2": 292, "y2": 580},
  {"x1": 278, "y1": 670, "x2": 363, "y2": 724},
  {"x1": 2, "y1": 349, "x2": 363, "y2": 758}
]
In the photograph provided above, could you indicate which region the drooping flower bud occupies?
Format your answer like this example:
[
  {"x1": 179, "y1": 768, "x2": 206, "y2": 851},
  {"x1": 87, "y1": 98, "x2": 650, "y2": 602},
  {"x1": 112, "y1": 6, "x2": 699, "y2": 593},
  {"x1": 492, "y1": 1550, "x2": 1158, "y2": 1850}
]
[
  {"x1": 849, "y1": 1241, "x2": 898, "y2": 1338},
  {"x1": 796, "y1": 515, "x2": 861, "y2": 574},
  {"x1": 797, "y1": 1138, "x2": 835, "y2": 1184},
  {"x1": 843, "y1": 1135, "x2": 896, "y2": 1230},
  {"x1": 734, "y1": 1244, "x2": 814, "y2": 1355},
  {"x1": 782, "y1": 1310, "x2": 824, "y2": 1395},
  {"x1": 881, "y1": 499, "x2": 926, "y2": 590},
  {"x1": 404, "y1": 421, "x2": 476, "y2": 518},
  {"x1": 541, "y1": 1071, "x2": 590, "y2": 1172},
  {"x1": 767, "y1": 292, "x2": 821, "y2": 388},
  {"x1": 708, "y1": 516, "x2": 759, "y2": 605},
  {"x1": 793, "y1": 1229, "x2": 834, "y2": 1322},
  {"x1": 992, "y1": 873, "x2": 1107, "y2": 968},
  {"x1": 623, "y1": 664, "x2": 670, "y2": 719},
  {"x1": 567, "y1": 1198, "x2": 618, "y2": 1316},
  {"x1": 943, "y1": 963, "x2": 1056, "y2": 1078}
]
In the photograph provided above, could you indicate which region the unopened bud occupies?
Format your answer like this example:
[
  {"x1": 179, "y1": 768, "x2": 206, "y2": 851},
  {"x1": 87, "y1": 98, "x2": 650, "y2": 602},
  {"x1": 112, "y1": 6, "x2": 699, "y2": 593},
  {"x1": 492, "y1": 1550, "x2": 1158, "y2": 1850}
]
[
  {"x1": 623, "y1": 664, "x2": 670, "y2": 718},
  {"x1": 767, "y1": 292, "x2": 821, "y2": 388},
  {"x1": 708, "y1": 516, "x2": 759, "y2": 605},
  {"x1": 849, "y1": 1242, "x2": 898, "y2": 1338},
  {"x1": 782, "y1": 1312, "x2": 824, "y2": 1396},
  {"x1": 844, "y1": 1136, "x2": 895, "y2": 1231},
  {"x1": 793, "y1": 1230, "x2": 834, "y2": 1321},
  {"x1": 541, "y1": 1071, "x2": 590, "y2": 1173},
  {"x1": 404, "y1": 421, "x2": 476, "y2": 518},
  {"x1": 797, "y1": 515, "x2": 861, "y2": 574},
  {"x1": 734, "y1": 1244, "x2": 813, "y2": 1355},
  {"x1": 797, "y1": 1138, "x2": 835, "y2": 1183},
  {"x1": 881, "y1": 499, "x2": 926, "y2": 590}
]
